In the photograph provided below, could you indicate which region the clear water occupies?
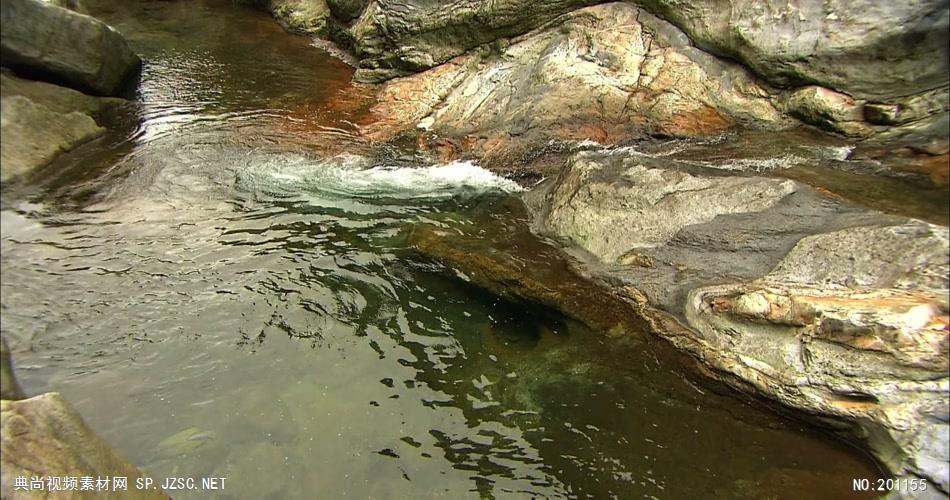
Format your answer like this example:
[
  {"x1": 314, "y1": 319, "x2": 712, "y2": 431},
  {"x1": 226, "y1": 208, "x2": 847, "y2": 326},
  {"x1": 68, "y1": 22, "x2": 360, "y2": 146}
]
[{"x1": 1, "y1": 1, "x2": 883, "y2": 498}]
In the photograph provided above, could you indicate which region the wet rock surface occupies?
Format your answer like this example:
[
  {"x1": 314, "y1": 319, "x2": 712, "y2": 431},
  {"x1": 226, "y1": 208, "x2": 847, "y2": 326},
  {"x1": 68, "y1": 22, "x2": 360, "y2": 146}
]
[
  {"x1": 336, "y1": 0, "x2": 601, "y2": 82},
  {"x1": 407, "y1": 198, "x2": 647, "y2": 336},
  {"x1": 523, "y1": 147, "x2": 950, "y2": 496},
  {"x1": 364, "y1": 3, "x2": 785, "y2": 166},
  {"x1": 1, "y1": 0, "x2": 141, "y2": 97},
  {"x1": 0, "y1": 72, "x2": 126, "y2": 183},
  {"x1": 683, "y1": 223, "x2": 950, "y2": 495},
  {"x1": 636, "y1": 0, "x2": 949, "y2": 103},
  {"x1": 0, "y1": 393, "x2": 169, "y2": 499}
]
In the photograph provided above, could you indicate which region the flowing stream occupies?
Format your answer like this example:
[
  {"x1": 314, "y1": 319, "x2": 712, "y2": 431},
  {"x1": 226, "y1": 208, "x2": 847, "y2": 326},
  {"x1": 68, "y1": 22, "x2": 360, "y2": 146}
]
[{"x1": 1, "y1": 1, "x2": 887, "y2": 498}]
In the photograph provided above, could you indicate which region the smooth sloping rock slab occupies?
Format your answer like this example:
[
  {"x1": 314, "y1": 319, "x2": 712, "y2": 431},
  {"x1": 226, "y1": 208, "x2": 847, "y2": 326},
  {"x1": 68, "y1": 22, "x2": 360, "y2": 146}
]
[
  {"x1": 1, "y1": 0, "x2": 141, "y2": 96},
  {"x1": 407, "y1": 199, "x2": 646, "y2": 336},
  {"x1": 637, "y1": 0, "x2": 949, "y2": 102},
  {"x1": 534, "y1": 150, "x2": 798, "y2": 263},
  {"x1": 0, "y1": 72, "x2": 126, "y2": 183},
  {"x1": 1, "y1": 393, "x2": 169, "y2": 499}
]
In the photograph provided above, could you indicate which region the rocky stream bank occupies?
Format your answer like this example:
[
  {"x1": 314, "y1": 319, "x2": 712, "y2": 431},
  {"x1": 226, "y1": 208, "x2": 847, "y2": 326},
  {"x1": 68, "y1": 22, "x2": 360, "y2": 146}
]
[
  {"x1": 249, "y1": 0, "x2": 950, "y2": 495},
  {"x1": 1, "y1": 0, "x2": 948, "y2": 498}
]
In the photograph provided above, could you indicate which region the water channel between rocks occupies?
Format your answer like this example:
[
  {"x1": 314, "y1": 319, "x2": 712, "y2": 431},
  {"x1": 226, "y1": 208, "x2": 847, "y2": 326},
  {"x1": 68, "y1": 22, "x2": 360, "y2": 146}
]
[{"x1": 0, "y1": 1, "x2": 892, "y2": 498}]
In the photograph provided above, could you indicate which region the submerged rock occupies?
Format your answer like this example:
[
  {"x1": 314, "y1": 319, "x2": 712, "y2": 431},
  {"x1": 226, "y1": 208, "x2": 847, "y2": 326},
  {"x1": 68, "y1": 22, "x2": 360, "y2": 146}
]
[
  {"x1": 1, "y1": 0, "x2": 141, "y2": 96},
  {"x1": 0, "y1": 393, "x2": 169, "y2": 499},
  {"x1": 258, "y1": 0, "x2": 330, "y2": 36},
  {"x1": 1, "y1": 336, "x2": 25, "y2": 401},
  {"x1": 636, "y1": 0, "x2": 949, "y2": 103}
]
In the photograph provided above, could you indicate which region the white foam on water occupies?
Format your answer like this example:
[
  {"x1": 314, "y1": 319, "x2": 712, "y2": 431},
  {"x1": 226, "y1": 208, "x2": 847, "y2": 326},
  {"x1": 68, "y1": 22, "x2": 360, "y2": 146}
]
[
  {"x1": 241, "y1": 153, "x2": 523, "y2": 201},
  {"x1": 819, "y1": 145, "x2": 855, "y2": 161}
]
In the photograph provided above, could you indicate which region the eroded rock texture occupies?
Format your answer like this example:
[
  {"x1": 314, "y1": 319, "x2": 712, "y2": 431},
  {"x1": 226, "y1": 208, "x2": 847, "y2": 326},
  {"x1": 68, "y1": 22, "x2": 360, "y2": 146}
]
[
  {"x1": 684, "y1": 222, "x2": 949, "y2": 495},
  {"x1": 258, "y1": 0, "x2": 331, "y2": 36},
  {"x1": 527, "y1": 149, "x2": 950, "y2": 496},
  {"x1": 364, "y1": 3, "x2": 785, "y2": 164},
  {"x1": 636, "y1": 0, "x2": 949, "y2": 102}
]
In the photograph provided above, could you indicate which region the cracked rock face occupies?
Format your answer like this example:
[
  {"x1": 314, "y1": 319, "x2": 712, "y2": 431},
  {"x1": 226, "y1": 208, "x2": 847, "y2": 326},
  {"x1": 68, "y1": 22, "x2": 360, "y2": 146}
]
[
  {"x1": 363, "y1": 3, "x2": 784, "y2": 163},
  {"x1": 684, "y1": 222, "x2": 950, "y2": 495},
  {"x1": 525, "y1": 148, "x2": 950, "y2": 496}
]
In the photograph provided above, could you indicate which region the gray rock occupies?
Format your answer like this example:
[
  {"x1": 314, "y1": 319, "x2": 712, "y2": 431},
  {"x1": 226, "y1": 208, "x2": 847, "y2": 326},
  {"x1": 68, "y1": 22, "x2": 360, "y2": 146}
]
[
  {"x1": 533, "y1": 150, "x2": 797, "y2": 263},
  {"x1": 525, "y1": 146, "x2": 950, "y2": 496},
  {"x1": 636, "y1": 0, "x2": 949, "y2": 103},
  {"x1": 40, "y1": 0, "x2": 86, "y2": 14},
  {"x1": 1, "y1": 70, "x2": 125, "y2": 120},
  {"x1": 1, "y1": 393, "x2": 169, "y2": 499},
  {"x1": 263, "y1": 0, "x2": 330, "y2": 36},
  {"x1": 1, "y1": 336, "x2": 25, "y2": 401},
  {"x1": 0, "y1": 95, "x2": 103, "y2": 183},
  {"x1": 682, "y1": 222, "x2": 950, "y2": 495},
  {"x1": 341, "y1": 0, "x2": 602, "y2": 82},
  {"x1": 364, "y1": 3, "x2": 786, "y2": 164},
  {"x1": 0, "y1": 72, "x2": 125, "y2": 183},
  {"x1": 780, "y1": 85, "x2": 873, "y2": 137},
  {"x1": 1, "y1": 0, "x2": 141, "y2": 96},
  {"x1": 768, "y1": 221, "x2": 950, "y2": 294}
]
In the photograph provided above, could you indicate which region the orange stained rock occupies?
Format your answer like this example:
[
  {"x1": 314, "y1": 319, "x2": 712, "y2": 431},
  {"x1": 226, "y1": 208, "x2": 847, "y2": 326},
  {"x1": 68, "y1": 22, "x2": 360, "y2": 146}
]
[
  {"x1": 918, "y1": 153, "x2": 949, "y2": 187},
  {"x1": 661, "y1": 105, "x2": 733, "y2": 137}
]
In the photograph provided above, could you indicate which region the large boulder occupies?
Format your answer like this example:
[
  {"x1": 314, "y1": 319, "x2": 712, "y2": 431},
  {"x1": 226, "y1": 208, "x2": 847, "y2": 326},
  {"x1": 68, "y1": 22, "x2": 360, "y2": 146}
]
[
  {"x1": 1, "y1": 393, "x2": 169, "y2": 499},
  {"x1": 0, "y1": 95, "x2": 103, "y2": 182},
  {"x1": 0, "y1": 0, "x2": 141, "y2": 96},
  {"x1": 326, "y1": 0, "x2": 368, "y2": 22},
  {"x1": 635, "y1": 0, "x2": 949, "y2": 103},
  {"x1": 261, "y1": 0, "x2": 331, "y2": 36},
  {"x1": 339, "y1": 0, "x2": 602, "y2": 82},
  {"x1": 363, "y1": 3, "x2": 785, "y2": 165},
  {"x1": 684, "y1": 222, "x2": 949, "y2": 496},
  {"x1": 525, "y1": 146, "x2": 950, "y2": 496},
  {"x1": 0, "y1": 72, "x2": 126, "y2": 182}
]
